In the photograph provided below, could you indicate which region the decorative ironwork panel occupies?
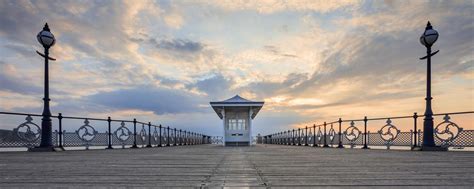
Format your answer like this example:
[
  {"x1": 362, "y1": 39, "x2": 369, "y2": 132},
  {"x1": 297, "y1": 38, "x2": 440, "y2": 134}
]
[
  {"x1": 75, "y1": 119, "x2": 98, "y2": 150},
  {"x1": 112, "y1": 122, "x2": 133, "y2": 148},
  {"x1": 343, "y1": 121, "x2": 361, "y2": 148},
  {"x1": 328, "y1": 124, "x2": 336, "y2": 147},
  {"x1": 308, "y1": 131, "x2": 313, "y2": 144},
  {"x1": 377, "y1": 119, "x2": 401, "y2": 149},
  {"x1": 435, "y1": 115, "x2": 463, "y2": 147},
  {"x1": 152, "y1": 127, "x2": 159, "y2": 146},
  {"x1": 0, "y1": 116, "x2": 41, "y2": 148},
  {"x1": 419, "y1": 130, "x2": 474, "y2": 147},
  {"x1": 316, "y1": 127, "x2": 323, "y2": 145},
  {"x1": 137, "y1": 124, "x2": 148, "y2": 147}
]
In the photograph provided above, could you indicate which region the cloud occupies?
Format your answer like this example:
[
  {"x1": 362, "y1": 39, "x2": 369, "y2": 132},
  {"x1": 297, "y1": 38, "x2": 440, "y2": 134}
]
[
  {"x1": 199, "y1": 0, "x2": 360, "y2": 14},
  {"x1": 0, "y1": 61, "x2": 42, "y2": 95},
  {"x1": 163, "y1": 11, "x2": 184, "y2": 29},
  {"x1": 87, "y1": 86, "x2": 207, "y2": 115},
  {"x1": 189, "y1": 73, "x2": 234, "y2": 98},
  {"x1": 152, "y1": 38, "x2": 204, "y2": 53}
]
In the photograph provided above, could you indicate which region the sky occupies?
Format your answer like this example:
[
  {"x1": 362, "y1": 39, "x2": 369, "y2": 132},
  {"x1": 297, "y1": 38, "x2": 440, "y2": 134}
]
[{"x1": 0, "y1": 0, "x2": 473, "y2": 136}]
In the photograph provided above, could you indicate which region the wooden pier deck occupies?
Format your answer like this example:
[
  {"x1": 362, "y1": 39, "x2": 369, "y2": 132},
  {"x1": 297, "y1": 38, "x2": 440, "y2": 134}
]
[{"x1": 0, "y1": 144, "x2": 473, "y2": 188}]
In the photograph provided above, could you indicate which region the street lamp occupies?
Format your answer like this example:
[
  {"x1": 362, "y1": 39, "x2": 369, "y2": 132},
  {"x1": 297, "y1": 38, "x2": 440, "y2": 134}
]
[
  {"x1": 419, "y1": 21, "x2": 445, "y2": 151},
  {"x1": 31, "y1": 23, "x2": 57, "y2": 152}
]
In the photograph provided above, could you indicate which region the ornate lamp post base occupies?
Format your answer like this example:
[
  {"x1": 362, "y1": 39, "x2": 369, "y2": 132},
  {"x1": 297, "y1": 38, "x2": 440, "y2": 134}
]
[
  {"x1": 28, "y1": 147, "x2": 61, "y2": 152},
  {"x1": 421, "y1": 146, "x2": 448, "y2": 151}
]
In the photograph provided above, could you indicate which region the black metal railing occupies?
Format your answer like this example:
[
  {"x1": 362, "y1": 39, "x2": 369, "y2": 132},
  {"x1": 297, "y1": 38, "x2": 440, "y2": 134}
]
[
  {"x1": 263, "y1": 111, "x2": 473, "y2": 150},
  {"x1": 0, "y1": 111, "x2": 212, "y2": 151}
]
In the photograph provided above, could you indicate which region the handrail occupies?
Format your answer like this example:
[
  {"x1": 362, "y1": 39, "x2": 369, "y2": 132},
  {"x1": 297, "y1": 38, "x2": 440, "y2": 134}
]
[
  {"x1": 288, "y1": 111, "x2": 474, "y2": 130},
  {"x1": 0, "y1": 111, "x2": 207, "y2": 138}
]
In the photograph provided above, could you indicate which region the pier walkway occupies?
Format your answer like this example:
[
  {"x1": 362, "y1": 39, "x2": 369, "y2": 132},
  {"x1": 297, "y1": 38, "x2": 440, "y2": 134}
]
[{"x1": 0, "y1": 144, "x2": 473, "y2": 188}]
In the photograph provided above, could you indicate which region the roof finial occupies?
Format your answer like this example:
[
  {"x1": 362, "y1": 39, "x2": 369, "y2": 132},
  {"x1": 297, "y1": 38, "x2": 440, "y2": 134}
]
[{"x1": 426, "y1": 21, "x2": 432, "y2": 30}]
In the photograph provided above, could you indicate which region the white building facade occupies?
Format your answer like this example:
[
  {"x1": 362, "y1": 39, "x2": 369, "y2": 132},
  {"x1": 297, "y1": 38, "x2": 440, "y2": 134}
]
[{"x1": 210, "y1": 95, "x2": 264, "y2": 146}]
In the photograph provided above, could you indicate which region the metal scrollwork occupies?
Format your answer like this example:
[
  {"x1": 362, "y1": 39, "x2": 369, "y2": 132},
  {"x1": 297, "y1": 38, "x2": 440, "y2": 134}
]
[
  {"x1": 170, "y1": 133, "x2": 175, "y2": 144},
  {"x1": 328, "y1": 124, "x2": 336, "y2": 147},
  {"x1": 114, "y1": 121, "x2": 131, "y2": 149},
  {"x1": 139, "y1": 124, "x2": 147, "y2": 147},
  {"x1": 162, "y1": 130, "x2": 168, "y2": 143},
  {"x1": 435, "y1": 114, "x2": 463, "y2": 147},
  {"x1": 153, "y1": 127, "x2": 159, "y2": 144},
  {"x1": 317, "y1": 127, "x2": 322, "y2": 144},
  {"x1": 14, "y1": 115, "x2": 41, "y2": 148},
  {"x1": 76, "y1": 119, "x2": 98, "y2": 150},
  {"x1": 308, "y1": 131, "x2": 313, "y2": 144},
  {"x1": 378, "y1": 118, "x2": 400, "y2": 149},
  {"x1": 344, "y1": 121, "x2": 361, "y2": 148}
]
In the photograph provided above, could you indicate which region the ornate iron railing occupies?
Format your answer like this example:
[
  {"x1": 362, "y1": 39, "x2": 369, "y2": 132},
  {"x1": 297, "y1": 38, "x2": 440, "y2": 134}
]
[
  {"x1": 0, "y1": 112, "x2": 212, "y2": 151},
  {"x1": 263, "y1": 111, "x2": 473, "y2": 150}
]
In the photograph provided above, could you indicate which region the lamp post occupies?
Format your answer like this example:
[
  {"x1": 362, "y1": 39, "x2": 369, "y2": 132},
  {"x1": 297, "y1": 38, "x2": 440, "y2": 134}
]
[
  {"x1": 419, "y1": 21, "x2": 445, "y2": 151},
  {"x1": 31, "y1": 23, "x2": 56, "y2": 152}
]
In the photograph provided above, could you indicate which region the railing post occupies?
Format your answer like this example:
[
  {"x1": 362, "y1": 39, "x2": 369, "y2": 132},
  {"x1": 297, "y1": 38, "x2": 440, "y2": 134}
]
[
  {"x1": 362, "y1": 116, "x2": 369, "y2": 149},
  {"x1": 57, "y1": 113, "x2": 63, "y2": 149},
  {"x1": 278, "y1": 133, "x2": 280, "y2": 145},
  {"x1": 313, "y1": 124, "x2": 317, "y2": 147},
  {"x1": 158, "y1": 125, "x2": 162, "y2": 147},
  {"x1": 282, "y1": 132, "x2": 285, "y2": 145},
  {"x1": 281, "y1": 132, "x2": 283, "y2": 144},
  {"x1": 337, "y1": 118, "x2": 344, "y2": 148},
  {"x1": 323, "y1": 122, "x2": 330, "y2": 147},
  {"x1": 305, "y1": 126, "x2": 308, "y2": 146},
  {"x1": 174, "y1": 128, "x2": 177, "y2": 146},
  {"x1": 131, "y1": 118, "x2": 138, "y2": 148},
  {"x1": 166, "y1": 126, "x2": 170, "y2": 146},
  {"x1": 276, "y1": 133, "x2": 278, "y2": 144},
  {"x1": 412, "y1": 112, "x2": 419, "y2": 150},
  {"x1": 288, "y1": 130, "x2": 293, "y2": 145},
  {"x1": 297, "y1": 128, "x2": 301, "y2": 146},
  {"x1": 179, "y1": 129, "x2": 182, "y2": 145},
  {"x1": 146, "y1": 122, "x2": 152, "y2": 147},
  {"x1": 292, "y1": 129, "x2": 295, "y2": 145},
  {"x1": 275, "y1": 133, "x2": 278, "y2": 144},
  {"x1": 273, "y1": 133, "x2": 276, "y2": 144},
  {"x1": 106, "y1": 116, "x2": 113, "y2": 149}
]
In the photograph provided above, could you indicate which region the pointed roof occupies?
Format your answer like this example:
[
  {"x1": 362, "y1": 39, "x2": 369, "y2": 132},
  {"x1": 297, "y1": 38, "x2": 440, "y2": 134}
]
[
  {"x1": 212, "y1": 95, "x2": 262, "y2": 104},
  {"x1": 210, "y1": 95, "x2": 264, "y2": 119}
]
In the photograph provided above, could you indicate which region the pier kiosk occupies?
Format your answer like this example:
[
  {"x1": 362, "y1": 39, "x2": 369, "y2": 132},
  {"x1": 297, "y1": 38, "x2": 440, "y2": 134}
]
[{"x1": 210, "y1": 95, "x2": 264, "y2": 146}]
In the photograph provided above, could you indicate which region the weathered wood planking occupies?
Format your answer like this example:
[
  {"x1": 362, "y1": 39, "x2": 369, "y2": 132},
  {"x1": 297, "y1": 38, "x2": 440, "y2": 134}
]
[{"x1": 0, "y1": 144, "x2": 472, "y2": 188}]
